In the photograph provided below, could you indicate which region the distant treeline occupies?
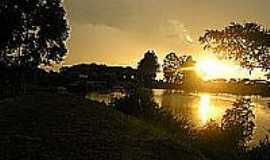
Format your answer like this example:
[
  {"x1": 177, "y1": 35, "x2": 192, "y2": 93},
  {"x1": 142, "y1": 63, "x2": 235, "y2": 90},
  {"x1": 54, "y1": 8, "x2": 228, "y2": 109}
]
[
  {"x1": 60, "y1": 63, "x2": 138, "y2": 93},
  {"x1": 0, "y1": 62, "x2": 136, "y2": 99},
  {"x1": 152, "y1": 79, "x2": 270, "y2": 96},
  {"x1": 1, "y1": 61, "x2": 270, "y2": 99}
]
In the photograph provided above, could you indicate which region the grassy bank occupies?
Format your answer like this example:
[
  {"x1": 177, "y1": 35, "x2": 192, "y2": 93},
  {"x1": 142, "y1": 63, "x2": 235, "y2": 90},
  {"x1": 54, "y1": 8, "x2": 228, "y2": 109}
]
[{"x1": 0, "y1": 91, "x2": 205, "y2": 160}]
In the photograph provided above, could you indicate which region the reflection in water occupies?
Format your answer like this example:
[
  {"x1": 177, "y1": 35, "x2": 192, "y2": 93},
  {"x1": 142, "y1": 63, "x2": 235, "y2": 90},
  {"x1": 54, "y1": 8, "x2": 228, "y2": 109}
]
[
  {"x1": 153, "y1": 89, "x2": 270, "y2": 144},
  {"x1": 199, "y1": 94, "x2": 224, "y2": 125},
  {"x1": 199, "y1": 95, "x2": 211, "y2": 125},
  {"x1": 87, "y1": 89, "x2": 270, "y2": 144}
]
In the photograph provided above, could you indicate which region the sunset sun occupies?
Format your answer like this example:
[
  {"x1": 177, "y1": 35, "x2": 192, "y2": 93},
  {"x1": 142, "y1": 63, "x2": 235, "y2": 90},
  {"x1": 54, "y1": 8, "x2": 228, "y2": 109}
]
[{"x1": 196, "y1": 58, "x2": 235, "y2": 80}]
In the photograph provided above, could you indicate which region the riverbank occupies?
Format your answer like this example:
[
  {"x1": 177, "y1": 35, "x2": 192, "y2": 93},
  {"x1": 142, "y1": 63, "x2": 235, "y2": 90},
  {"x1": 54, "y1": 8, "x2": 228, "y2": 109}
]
[
  {"x1": 151, "y1": 81, "x2": 270, "y2": 97},
  {"x1": 0, "y1": 91, "x2": 205, "y2": 160}
]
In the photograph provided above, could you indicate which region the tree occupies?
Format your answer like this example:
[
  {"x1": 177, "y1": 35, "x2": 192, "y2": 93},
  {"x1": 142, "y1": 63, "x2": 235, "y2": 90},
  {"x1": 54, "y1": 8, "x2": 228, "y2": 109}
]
[
  {"x1": 198, "y1": 98, "x2": 255, "y2": 159},
  {"x1": 199, "y1": 22, "x2": 270, "y2": 72},
  {"x1": 179, "y1": 56, "x2": 201, "y2": 87},
  {"x1": 0, "y1": 0, "x2": 70, "y2": 68},
  {"x1": 221, "y1": 98, "x2": 255, "y2": 149},
  {"x1": 163, "y1": 53, "x2": 180, "y2": 83},
  {"x1": 163, "y1": 53, "x2": 197, "y2": 84},
  {"x1": 137, "y1": 50, "x2": 160, "y2": 84},
  {"x1": 111, "y1": 88, "x2": 193, "y2": 138},
  {"x1": 180, "y1": 55, "x2": 196, "y2": 68}
]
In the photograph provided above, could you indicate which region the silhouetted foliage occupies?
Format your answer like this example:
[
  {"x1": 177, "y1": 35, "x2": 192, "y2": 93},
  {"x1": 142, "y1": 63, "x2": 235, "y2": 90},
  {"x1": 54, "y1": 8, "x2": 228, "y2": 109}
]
[
  {"x1": 179, "y1": 56, "x2": 202, "y2": 88},
  {"x1": 0, "y1": 0, "x2": 69, "y2": 96},
  {"x1": 179, "y1": 55, "x2": 196, "y2": 68},
  {"x1": 248, "y1": 136, "x2": 270, "y2": 160},
  {"x1": 61, "y1": 64, "x2": 136, "y2": 81},
  {"x1": 111, "y1": 88, "x2": 193, "y2": 138},
  {"x1": 198, "y1": 120, "x2": 239, "y2": 160},
  {"x1": 163, "y1": 53, "x2": 197, "y2": 84},
  {"x1": 0, "y1": 0, "x2": 70, "y2": 68},
  {"x1": 199, "y1": 22, "x2": 270, "y2": 72},
  {"x1": 163, "y1": 53, "x2": 180, "y2": 83},
  {"x1": 137, "y1": 50, "x2": 160, "y2": 84},
  {"x1": 221, "y1": 98, "x2": 255, "y2": 149},
  {"x1": 198, "y1": 98, "x2": 255, "y2": 160}
]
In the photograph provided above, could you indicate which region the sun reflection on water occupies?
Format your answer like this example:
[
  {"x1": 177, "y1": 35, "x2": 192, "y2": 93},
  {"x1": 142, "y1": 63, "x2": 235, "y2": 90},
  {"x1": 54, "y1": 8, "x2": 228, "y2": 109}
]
[
  {"x1": 199, "y1": 94, "x2": 222, "y2": 125},
  {"x1": 199, "y1": 95, "x2": 211, "y2": 124}
]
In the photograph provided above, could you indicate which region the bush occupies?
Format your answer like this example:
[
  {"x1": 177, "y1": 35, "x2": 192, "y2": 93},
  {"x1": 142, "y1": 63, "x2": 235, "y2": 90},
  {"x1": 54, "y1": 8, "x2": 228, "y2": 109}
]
[
  {"x1": 221, "y1": 98, "x2": 255, "y2": 149},
  {"x1": 112, "y1": 92, "x2": 259, "y2": 160},
  {"x1": 111, "y1": 88, "x2": 193, "y2": 139},
  {"x1": 197, "y1": 119, "x2": 241, "y2": 160},
  {"x1": 248, "y1": 136, "x2": 270, "y2": 160},
  {"x1": 197, "y1": 98, "x2": 255, "y2": 160}
]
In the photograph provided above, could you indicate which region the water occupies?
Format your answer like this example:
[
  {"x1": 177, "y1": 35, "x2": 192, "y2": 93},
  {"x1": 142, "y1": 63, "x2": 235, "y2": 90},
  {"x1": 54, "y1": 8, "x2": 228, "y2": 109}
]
[{"x1": 86, "y1": 89, "x2": 270, "y2": 144}]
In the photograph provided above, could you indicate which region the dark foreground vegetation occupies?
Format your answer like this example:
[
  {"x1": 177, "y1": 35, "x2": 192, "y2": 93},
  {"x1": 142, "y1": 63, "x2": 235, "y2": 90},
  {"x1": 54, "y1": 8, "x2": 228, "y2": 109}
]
[
  {"x1": 0, "y1": 90, "x2": 206, "y2": 160},
  {"x1": 111, "y1": 88, "x2": 270, "y2": 160},
  {"x1": 1, "y1": 87, "x2": 269, "y2": 160}
]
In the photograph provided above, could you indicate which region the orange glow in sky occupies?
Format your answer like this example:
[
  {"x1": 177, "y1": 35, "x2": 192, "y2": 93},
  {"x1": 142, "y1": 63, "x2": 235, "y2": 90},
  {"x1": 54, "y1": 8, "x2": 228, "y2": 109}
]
[
  {"x1": 196, "y1": 57, "x2": 236, "y2": 80},
  {"x1": 195, "y1": 56, "x2": 266, "y2": 80}
]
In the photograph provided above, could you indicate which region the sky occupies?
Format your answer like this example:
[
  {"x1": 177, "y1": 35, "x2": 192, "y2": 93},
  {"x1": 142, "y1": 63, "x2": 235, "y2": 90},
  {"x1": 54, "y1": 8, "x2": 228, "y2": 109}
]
[{"x1": 63, "y1": 0, "x2": 270, "y2": 79}]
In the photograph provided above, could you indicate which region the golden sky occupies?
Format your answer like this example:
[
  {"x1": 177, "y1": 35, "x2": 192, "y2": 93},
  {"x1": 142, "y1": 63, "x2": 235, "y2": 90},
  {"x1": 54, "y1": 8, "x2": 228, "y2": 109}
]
[{"x1": 63, "y1": 0, "x2": 270, "y2": 79}]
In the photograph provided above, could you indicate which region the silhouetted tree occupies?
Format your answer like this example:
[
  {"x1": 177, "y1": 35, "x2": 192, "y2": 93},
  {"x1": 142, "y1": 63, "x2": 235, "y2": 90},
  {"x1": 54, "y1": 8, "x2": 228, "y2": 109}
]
[
  {"x1": 198, "y1": 98, "x2": 255, "y2": 160},
  {"x1": 0, "y1": 0, "x2": 69, "y2": 68},
  {"x1": 0, "y1": 0, "x2": 69, "y2": 95},
  {"x1": 111, "y1": 88, "x2": 193, "y2": 138},
  {"x1": 137, "y1": 50, "x2": 160, "y2": 84},
  {"x1": 199, "y1": 22, "x2": 270, "y2": 72},
  {"x1": 163, "y1": 53, "x2": 180, "y2": 83},
  {"x1": 163, "y1": 53, "x2": 197, "y2": 84},
  {"x1": 221, "y1": 98, "x2": 255, "y2": 150},
  {"x1": 178, "y1": 55, "x2": 198, "y2": 85},
  {"x1": 180, "y1": 55, "x2": 196, "y2": 68}
]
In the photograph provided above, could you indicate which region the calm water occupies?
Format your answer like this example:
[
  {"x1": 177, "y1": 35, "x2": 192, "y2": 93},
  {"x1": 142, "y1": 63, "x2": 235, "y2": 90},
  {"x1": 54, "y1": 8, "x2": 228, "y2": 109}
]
[{"x1": 86, "y1": 89, "x2": 270, "y2": 144}]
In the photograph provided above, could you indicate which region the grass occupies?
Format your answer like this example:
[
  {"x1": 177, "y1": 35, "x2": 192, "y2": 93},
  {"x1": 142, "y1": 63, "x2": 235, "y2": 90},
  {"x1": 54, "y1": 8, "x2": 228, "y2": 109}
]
[{"x1": 0, "y1": 91, "x2": 205, "y2": 160}]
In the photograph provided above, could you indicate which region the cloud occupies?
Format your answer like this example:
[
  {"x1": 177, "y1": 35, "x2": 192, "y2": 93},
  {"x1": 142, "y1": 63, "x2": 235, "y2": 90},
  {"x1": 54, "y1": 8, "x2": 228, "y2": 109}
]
[
  {"x1": 162, "y1": 19, "x2": 194, "y2": 44},
  {"x1": 65, "y1": 0, "x2": 137, "y2": 30}
]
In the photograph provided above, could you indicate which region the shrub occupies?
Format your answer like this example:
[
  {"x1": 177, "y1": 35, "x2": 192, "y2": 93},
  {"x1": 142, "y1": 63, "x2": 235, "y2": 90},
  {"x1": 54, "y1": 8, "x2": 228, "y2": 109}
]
[
  {"x1": 111, "y1": 88, "x2": 193, "y2": 139},
  {"x1": 248, "y1": 136, "x2": 270, "y2": 160},
  {"x1": 221, "y1": 98, "x2": 255, "y2": 150},
  {"x1": 197, "y1": 98, "x2": 255, "y2": 160}
]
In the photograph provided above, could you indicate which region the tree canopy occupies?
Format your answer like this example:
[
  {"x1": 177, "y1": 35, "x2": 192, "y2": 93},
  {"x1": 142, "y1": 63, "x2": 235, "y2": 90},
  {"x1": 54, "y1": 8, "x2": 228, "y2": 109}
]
[
  {"x1": 137, "y1": 50, "x2": 160, "y2": 84},
  {"x1": 163, "y1": 53, "x2": 196, "y2": 84},
  {"x1": 0, "y1": 0, "x2": 70, "y2": 68},
  {"x1": 199, "y1": 22, "x2": 270, "y2": 72},
  {"x1": 163, "y1": 53, "x2": 180, "y2": 83}
]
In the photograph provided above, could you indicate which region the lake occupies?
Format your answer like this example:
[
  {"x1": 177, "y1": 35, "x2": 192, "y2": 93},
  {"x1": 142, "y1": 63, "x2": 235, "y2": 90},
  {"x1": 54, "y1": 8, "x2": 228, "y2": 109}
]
[{"x1": 86, "y1": 89, "x2": 270, "y2": 145}]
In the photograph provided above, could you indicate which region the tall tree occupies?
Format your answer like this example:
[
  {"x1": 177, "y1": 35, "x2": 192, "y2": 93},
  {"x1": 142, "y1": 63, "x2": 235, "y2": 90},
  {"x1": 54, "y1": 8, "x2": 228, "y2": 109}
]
[
  {"x1": 199, "y1": 22, "x2": 270, "y2": 72},
  {"x1": 0, "y1": 0, "x2": 70, "y2": 68},
  {"x1": 137, "y1": 50, "x2": 160, "y2": 84},
  {"x1": 178, "y1": 55, "x2": 201, "y2": 86},
  {"x1": 180, "y1": 55, "x2": 196, "y2": 68},
  {"x1": 163, "y1": 53, "x2": 197, "y2": 84},
  {"x1": 163, "y1": 53, "x2": 180, "y2": 83}
]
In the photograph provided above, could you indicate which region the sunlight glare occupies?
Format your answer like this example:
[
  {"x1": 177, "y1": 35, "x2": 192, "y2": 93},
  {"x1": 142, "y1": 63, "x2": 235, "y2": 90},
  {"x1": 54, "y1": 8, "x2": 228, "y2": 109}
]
[
  {"x1": 196, "y1": 58, "x2": 235, "y2": 80},
  {"x1": 198, "y1": 94, "x2": 222, "y2": 125},
  {"x1": 199, "y1": 95, "x2": 212, "y2": 124}
]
